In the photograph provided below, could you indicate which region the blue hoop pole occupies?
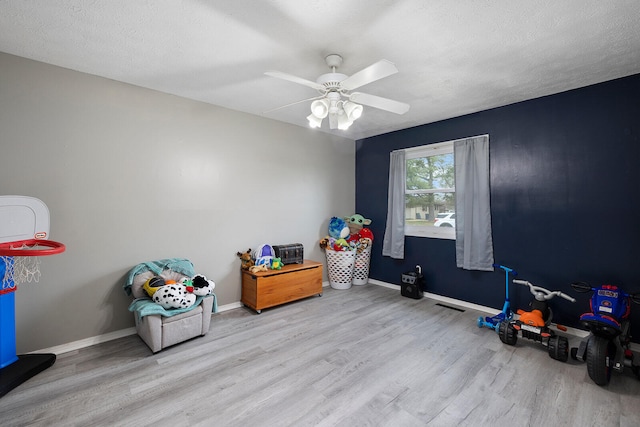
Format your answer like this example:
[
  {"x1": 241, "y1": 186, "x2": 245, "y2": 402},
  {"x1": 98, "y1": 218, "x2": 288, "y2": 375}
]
[{"x1": 0, "y1": 257, "x2": 18, "y2": 369}]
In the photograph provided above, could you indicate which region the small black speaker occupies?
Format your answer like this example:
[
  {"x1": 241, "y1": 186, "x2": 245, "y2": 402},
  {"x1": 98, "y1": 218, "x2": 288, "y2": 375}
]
[{"x1": 401, "y1": 270, "x2": 424, "y2": 299}]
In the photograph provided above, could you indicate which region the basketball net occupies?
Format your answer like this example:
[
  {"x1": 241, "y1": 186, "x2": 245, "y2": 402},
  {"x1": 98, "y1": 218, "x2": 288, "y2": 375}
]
[
  {"x1": 1, "y1": 255, "x2": 41, "y2": 288},
  {"x1": 0, "y1": 239, "x2": 64, "y2": 292},
  {"x1": 1, "y1": 242, "x2": 44, "y2": 292}
]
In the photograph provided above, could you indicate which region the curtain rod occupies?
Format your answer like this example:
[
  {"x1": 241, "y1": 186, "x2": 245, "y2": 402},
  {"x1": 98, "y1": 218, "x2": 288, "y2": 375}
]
[{"x1": 393, "y1": 133, "x2": 489, "y2": 153}]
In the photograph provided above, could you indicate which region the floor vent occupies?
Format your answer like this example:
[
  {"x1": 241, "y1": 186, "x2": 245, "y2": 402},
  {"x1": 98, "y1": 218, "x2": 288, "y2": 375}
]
[{"x1": 435, "y1": 303, "x2": 465, "y2": 312}]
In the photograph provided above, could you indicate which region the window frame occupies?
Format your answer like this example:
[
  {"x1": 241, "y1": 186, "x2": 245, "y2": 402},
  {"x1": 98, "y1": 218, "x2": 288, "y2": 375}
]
[{"x1": 404, "y1": 140, "x2": 456, "y2": 240}]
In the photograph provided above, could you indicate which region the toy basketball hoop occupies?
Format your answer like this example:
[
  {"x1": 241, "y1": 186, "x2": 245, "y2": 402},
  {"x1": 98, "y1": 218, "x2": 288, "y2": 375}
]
[
  {"x1": 0, "y1": 196, "x2": 65, "y2": 397},
  {"x1": 0, "y1": 239, "x2": 65, "y2": 291}
]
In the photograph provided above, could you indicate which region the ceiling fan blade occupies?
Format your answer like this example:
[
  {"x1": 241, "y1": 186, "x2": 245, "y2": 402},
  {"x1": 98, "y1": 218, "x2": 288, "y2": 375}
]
[
  {"x1": 349, "y1": 92, "x2": 410, "y2": 115},
  {"x1": 265, "y1": 71, "x2": 325, "y2": 91},
  {"x1": 340, "y1": 60, "x2": 398, "y2": 91},
  {"x1": 263, "y1": 95, "x2": 324, "y2": 114}
]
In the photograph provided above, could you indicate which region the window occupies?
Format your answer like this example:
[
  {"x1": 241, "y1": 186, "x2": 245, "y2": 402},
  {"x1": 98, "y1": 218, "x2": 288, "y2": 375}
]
[{"x1": 404, "y1": 140, "x2": 455, "y2": 239}]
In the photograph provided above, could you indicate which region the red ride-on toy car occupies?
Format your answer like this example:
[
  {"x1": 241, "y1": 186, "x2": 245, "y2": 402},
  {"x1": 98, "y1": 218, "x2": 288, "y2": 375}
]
[{"x1": 498, "y1": 278, "x2": 575, "y2": 362}]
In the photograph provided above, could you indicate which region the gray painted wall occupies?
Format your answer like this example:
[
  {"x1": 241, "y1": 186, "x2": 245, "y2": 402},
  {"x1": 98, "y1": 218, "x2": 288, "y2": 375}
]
[{"x1": 0, "y1": 52, "x2": 355, "y2": 353}]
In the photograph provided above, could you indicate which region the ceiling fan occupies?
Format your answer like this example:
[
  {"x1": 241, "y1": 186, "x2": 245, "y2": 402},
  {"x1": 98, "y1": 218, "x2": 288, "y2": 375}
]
[{"x1": 264, "y1": 54, "x2": 410, "y2": 130}]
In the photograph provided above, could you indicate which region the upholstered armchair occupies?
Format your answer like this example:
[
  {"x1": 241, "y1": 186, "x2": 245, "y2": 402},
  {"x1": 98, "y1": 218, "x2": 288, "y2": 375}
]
[{"x1": 124, "y1": 259, "x2": 216, "y2": 353}]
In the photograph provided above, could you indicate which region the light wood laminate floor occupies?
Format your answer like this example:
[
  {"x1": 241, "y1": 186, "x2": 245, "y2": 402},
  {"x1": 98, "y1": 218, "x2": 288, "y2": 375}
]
[{"x1": 1, "y1": 284, "x2": 640, "y2": 426}]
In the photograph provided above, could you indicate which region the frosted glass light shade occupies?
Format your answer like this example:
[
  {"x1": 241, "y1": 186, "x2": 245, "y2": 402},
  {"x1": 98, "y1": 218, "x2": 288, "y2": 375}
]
[
  {"x1": 310, "y1": 99, "x2": 330, "y2": 118},
  {"x1": 343, "y1": 101, "x2": 363, "y2": 121},
  {"x1": 307, "y1": 113, "x2": 323, "y2": 128},
  {"x1": 337, "y1": 113, "x2": 353, "y2": 130}
]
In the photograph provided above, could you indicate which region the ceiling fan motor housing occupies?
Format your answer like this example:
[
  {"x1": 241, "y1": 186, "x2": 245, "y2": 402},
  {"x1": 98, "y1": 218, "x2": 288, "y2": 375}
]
[
  {"x1": 317, "y1": 54, "x2": 347, "y2": 92},
  {"x1": 316, "y1": 73, "x2": 347, "y2": 91}
]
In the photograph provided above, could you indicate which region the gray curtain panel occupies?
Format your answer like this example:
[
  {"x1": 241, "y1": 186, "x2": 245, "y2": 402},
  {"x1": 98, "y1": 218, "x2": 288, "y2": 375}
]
[
  {"x1": 382, "y1": 150, "x2": 406, "y2": 259},
  {"x1": 454, "y1": 135, "x2": 494, "y2": 270}
]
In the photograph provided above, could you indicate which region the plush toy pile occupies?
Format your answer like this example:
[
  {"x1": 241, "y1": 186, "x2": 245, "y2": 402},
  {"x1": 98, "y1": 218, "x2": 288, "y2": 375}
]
[
  {"x1": 320, "y1": 214, "x2": 374, "y2": 253},
  {"x1": 235, "y1": 246, "x2": 283, "y2": 271},
  {"x1": 142, "y1": 274, "x2": 215, "y2": 310}
]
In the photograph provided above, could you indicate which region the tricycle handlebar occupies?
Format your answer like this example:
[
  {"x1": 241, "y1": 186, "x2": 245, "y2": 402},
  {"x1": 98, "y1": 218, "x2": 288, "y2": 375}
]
[{"x1": 513, "y1": 279, "x2": 576, "y2": 303}]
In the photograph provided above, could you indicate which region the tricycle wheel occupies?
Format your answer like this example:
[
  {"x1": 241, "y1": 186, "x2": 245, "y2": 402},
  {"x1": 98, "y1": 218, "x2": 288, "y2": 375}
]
[
  {"x1": 586, "y1": 335, "x2": 614, "y2": 385},
  {"x1": 548, "y1": 335, "x2": 569, "y2": 362},
  {"x1": 498, "y1": 321, "x2": 517, "y2": 345},
  {"x1": 477, "y1": 316, "x2": 484, "y2": 328}
]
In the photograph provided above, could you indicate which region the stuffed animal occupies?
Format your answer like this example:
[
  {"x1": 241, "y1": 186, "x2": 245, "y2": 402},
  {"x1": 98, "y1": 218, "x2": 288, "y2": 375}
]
[
  {"x1": 143, "y1": 276, "x2": 166, "y2": 298},
  {"x1": 192, "y1": 274, "x2": 215, "y2": 296},
  {"x1": 236, "y1": 249, "x2": 254, "y2": 270},
  {"x1": 333, "y1": 238, "x2": 351, "y2": 251},
  {"x1": 359, "y1": 227, "x2": 374, "y2": 241},
  {"x1": 344, "y1": 214, "x2": 372, "y2": 235},
  {"x1": 254, "y1": 244, "x2": 275, "y2": 267},
  {"x1": 249, "y1": 264, "x2": 268, "y2": 273},
  {"x1": 328, "y1": 217, "x2": 350, "y2": 239},
  {"x1": 181, "y1": 274, "x2": 215, "y2": 296},
  {"x1": 152, "y1": 283, "x2": 197, "y2": 309},
  {"x1": 180, "y1": 277, "x2": 194, "y2": 291},
  {"x1": 357, "y1": 237, "x2": 373, "y2": 252},
  {"x1": 319, "y1": 237, "x2": 329, "y2": 250},
  {"x1": 346, "y1": 232, "x2": 361, "y2": 243},
  {"x1": 270, "y1": 257, "x2": 283, "y2": 270}
]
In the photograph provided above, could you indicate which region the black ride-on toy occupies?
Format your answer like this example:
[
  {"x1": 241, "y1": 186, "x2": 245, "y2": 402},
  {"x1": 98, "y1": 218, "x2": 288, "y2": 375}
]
[
  {"x1": 498, "y1": 279, "x2": 575, "y2": 362},
  {"x1": 570, "y1": 282, "x2": 640, "y2": 386}
]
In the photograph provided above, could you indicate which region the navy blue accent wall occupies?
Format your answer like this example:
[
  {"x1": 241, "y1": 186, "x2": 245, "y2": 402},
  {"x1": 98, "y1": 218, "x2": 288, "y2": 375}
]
[{"x1": 356, "y1": 74, "x2": 640, "y2": 337}]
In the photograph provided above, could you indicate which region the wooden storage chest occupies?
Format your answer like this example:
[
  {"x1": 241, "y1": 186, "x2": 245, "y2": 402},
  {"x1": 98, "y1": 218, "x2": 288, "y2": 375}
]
[{"x1": 241, "y1": 260, "x2": 323, "y2": 313}]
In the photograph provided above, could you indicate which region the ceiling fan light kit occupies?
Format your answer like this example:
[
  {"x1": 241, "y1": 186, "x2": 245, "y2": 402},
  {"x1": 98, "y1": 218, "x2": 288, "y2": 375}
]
[
  {"x1": 310, "y1": 98, "x2": 330, "y2": 118},
  {"x1": 265, "y1": 54, "x2": 410, "y2": 131},
  {"x1": 306, "y1": 113, "x2": 323, "y2": 128},
  {"x1": 343, "y1": 101, "x2": 363, "y2": 121},
  {"x1": 308, "y1": 91, "x2": 359, "y2": 129},
  {"x1": 337, "y1": 113, "x2": 353, "y2": 130}
]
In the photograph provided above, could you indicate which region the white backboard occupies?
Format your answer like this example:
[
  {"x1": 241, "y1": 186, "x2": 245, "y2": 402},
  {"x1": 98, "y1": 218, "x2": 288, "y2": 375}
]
[{"x1": 0, "y1": 196, "x2": 51, "y2": 244}]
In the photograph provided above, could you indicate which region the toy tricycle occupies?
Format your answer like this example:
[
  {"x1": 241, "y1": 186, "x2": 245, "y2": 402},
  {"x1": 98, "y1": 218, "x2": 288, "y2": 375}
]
[
  {"x1": 570, "y1": 282, "x2": 640, "y2": 385},
  {"x1": 477, "y1": 264, "x2": 517, "y2": 332},
  {"x1": 498, "y1": 279, "x2": 575, "y2": 362}
]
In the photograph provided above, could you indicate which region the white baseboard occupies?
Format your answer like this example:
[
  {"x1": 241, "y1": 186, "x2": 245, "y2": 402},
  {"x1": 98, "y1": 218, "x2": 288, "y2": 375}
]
[
  {"x1": 368, "y1": 279, "x2": 640, "y2": 350},
  {"x1": 33, "y1": 281, "x2": 639, "y2": 354},
  {"x1": 368, "y1": 278, "x2": 503, "y2": 315},
  {"x1": 31, "y1": 301, "x2": 241, "y2": 356},
  {"x1": 220, "y1": 301, "x2": 244, "y2": 311}
]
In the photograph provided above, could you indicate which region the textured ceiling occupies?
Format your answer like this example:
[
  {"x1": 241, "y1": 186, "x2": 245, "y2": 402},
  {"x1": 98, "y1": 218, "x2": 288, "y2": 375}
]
[{"x1": 1, "y1": 1, "x2": 639, "y2": 140}]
